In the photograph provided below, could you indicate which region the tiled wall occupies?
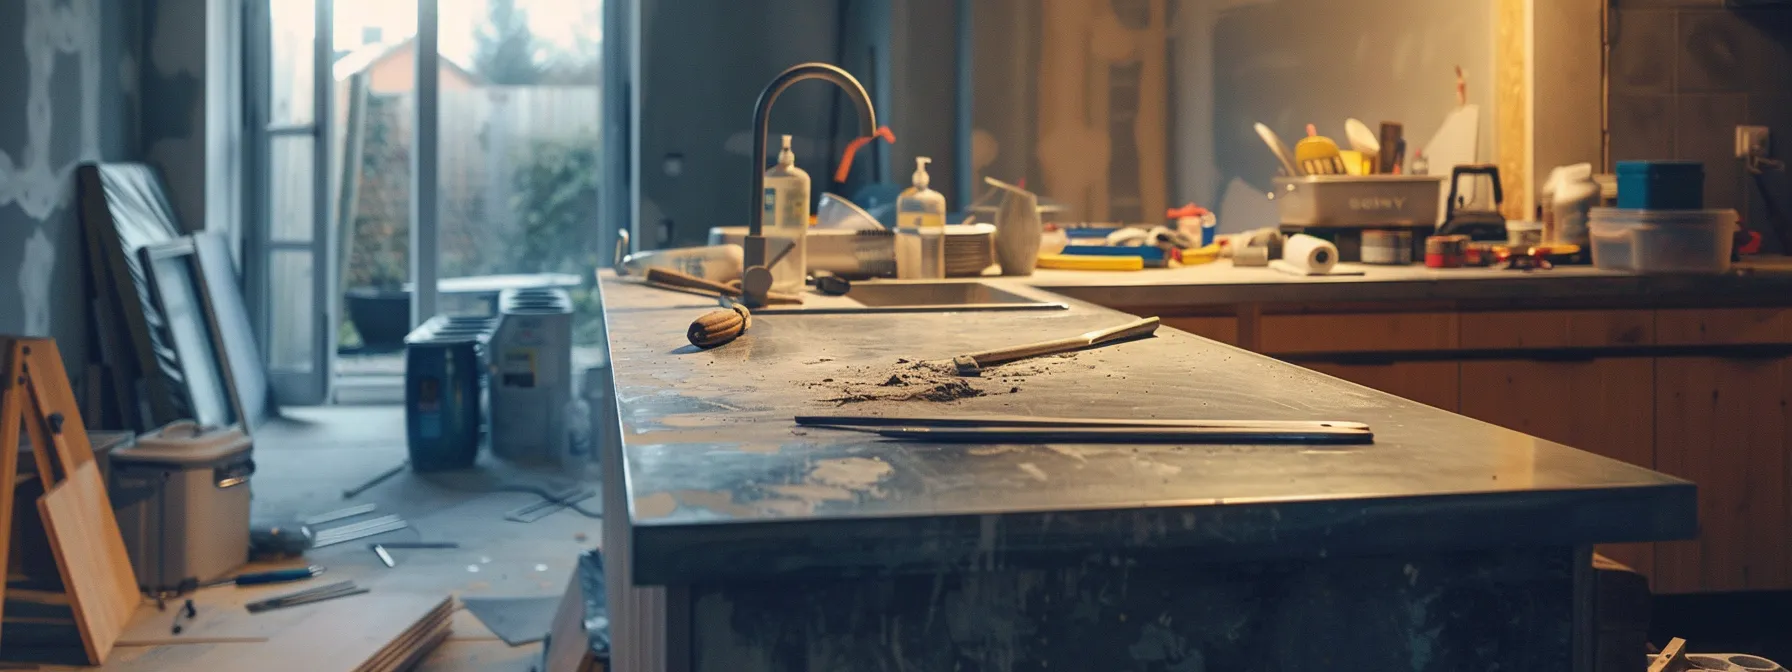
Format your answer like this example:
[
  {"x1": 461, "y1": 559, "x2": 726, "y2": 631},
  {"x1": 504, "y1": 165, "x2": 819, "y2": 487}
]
[{"x1": 1608, "y1": 1, "x2": 1792, "y2": 249}]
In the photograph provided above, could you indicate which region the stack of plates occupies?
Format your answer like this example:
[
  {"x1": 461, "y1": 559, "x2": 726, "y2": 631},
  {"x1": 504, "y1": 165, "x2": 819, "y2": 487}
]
[{"x1": 945, "y1": 223, "x2": 996, "y2": 277}]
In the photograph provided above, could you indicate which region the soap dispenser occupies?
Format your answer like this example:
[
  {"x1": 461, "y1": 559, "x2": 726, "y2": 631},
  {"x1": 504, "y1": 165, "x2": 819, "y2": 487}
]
[
  {"x1": 762, "y1": 134, "x2": 810, "y2": 292},
  {"x1": 895, "y1": 157, "x2": 946, "y2": 279}
]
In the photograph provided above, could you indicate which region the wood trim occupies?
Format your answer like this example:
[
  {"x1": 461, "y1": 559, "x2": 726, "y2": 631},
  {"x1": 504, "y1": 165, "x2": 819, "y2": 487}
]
[
  {"x1": 1259, "y1": 312, "x2": 1459, "y2": 354},
  {"x1": 1459, "y1": 310, "x2": 1654, "y2": 350},
  {"x1": 1495, "y1": 0, "x2": 1530, "y2": 221},
  {"x1": 1656, "y1": 309, "x2": 1792, "y2": 347}
]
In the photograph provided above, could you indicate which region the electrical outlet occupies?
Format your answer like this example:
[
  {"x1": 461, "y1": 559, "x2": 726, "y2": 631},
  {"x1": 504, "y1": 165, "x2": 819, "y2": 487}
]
[{"x1": 1737, "y1": 125, "x2": 1771, "y2": 159}]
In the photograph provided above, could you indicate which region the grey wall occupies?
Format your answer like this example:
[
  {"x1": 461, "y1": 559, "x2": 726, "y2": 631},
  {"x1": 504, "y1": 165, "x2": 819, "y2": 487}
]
[
  {"x1": 0, "y1": 0, "x2": 145, "y2": 373},
  {"x1": 635, "y1": 0, "x2": 955, "y2": 250},
  {"x1": 1202, "y1": 0, "x2": 1495, "y2": 227},
  {"x1": 1608, "y1": 2, "x2": 1792, "y2": 251}
]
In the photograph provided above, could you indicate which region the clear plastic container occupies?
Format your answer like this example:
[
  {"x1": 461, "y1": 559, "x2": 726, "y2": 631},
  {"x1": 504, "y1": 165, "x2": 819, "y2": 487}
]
[{"x1": 1588, "y1": 208, "x2": 1737, "y2": 274}]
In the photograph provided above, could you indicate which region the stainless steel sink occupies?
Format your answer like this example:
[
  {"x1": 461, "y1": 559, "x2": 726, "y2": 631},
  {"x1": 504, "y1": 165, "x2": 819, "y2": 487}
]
[{"x1": 758, "y1": 281, "x2": 1067, "y2": 314}]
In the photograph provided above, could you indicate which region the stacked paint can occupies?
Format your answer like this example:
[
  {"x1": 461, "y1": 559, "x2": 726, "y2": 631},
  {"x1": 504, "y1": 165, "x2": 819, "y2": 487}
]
[
  {"x1": 1425, "y1": 235, "x2": 1469, "y2": 268},
  {"x1": 1361, "y1": 230, "x2": 1413, "y2": 265}
]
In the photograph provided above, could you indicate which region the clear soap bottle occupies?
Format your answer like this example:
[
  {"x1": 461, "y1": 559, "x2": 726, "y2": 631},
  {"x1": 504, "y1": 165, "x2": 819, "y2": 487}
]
[
  {"x1": 895, "y1": 157, "x2": 946, "y2": 279},
  {"x1": 762, "y1": 134, "x2": 810, "y2": 291}
]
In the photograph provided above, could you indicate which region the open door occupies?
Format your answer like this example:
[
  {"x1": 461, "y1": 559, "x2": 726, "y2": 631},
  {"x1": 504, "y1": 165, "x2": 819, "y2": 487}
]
[{"x1": 246, "y1": 0, "x2": 335, "y2": 405}]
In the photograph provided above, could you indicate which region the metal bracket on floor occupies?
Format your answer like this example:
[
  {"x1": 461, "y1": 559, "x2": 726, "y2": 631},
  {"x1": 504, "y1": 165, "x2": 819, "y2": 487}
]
[{"x1": 505, "y1": 487, "x2": 596, "y2": 523}]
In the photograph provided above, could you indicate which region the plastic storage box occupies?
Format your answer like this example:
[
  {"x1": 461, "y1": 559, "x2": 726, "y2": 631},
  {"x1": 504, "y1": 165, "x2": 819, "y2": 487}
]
[
  {"x1": 110, "y1": 422, "x2": 253, "y2": 592},
  {"x1": 1588, "y1": 208, "x2": 1737, "y2": 274},
  {"x1": 1616, "y1": 161, "x2": 1704, "y2": 210}
]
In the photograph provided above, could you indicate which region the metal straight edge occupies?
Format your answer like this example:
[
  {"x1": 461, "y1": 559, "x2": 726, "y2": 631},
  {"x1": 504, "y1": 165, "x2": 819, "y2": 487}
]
[
  {"x1": 312, "y1": 514, "x2": 404, "y2": 537},
  {"x1": 303, "y1": 503, "x2": 377, "y2": 525},
  {"x1": 313, "y1": 519, "x2": 409, "y2": 547},
  {"x1": 247, "y1": 586, "x2": 369, "y2": 613},
  {"x1": 250, "y1": 580, "x2": 356, "y2": 604}
]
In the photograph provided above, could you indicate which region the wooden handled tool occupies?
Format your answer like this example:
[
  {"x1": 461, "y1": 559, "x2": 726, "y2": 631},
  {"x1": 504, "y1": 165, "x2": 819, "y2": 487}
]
[
  {"x1": 643, "y1": 267, "x2": 804, "y2": 305},
  {"x1": 687, "y1": 304, "x2": 752, "y2": 349},
  {"x1": 952, "y1": 317, "x2": 1160, "y2": 375}
]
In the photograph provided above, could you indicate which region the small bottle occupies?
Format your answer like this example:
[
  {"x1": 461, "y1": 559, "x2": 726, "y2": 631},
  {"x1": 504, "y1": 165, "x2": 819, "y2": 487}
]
[
  {"x1": 762, "y1": 134, "x2": 810, "y2": 292},
  {"x1": 896, "y1": 157, "x2": 947, "y2": 279}
]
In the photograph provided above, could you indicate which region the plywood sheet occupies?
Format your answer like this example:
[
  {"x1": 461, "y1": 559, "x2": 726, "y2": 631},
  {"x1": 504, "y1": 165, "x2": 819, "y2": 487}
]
[{"x1": 37, "y1": 463, "x2": 139, "y2": 663}]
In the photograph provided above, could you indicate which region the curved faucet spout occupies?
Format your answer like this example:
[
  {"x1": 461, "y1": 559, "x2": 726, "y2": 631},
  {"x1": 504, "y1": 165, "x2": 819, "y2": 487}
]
[{"x1": 746, "y1": 63, "x2": 879, "y2": 258}]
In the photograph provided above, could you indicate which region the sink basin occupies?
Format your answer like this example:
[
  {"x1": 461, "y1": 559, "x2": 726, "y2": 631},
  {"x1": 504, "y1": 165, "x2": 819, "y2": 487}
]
[{"x1": 758, "y1": 281, "x2": 1066, "y2": 314}]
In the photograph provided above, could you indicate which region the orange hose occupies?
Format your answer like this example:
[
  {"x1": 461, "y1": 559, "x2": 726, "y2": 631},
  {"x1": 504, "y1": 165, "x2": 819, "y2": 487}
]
[{"x1": 833, "y1": 126, "x2": 897, "y2": 184}]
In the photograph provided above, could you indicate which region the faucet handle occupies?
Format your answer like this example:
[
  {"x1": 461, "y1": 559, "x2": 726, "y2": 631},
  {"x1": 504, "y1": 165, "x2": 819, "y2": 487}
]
[{"x1": 739, "y1": 266, "x2": 775, "y2": 309}]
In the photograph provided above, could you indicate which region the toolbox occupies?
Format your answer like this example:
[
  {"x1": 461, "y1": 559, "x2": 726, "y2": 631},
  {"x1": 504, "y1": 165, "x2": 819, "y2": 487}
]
[
  {"x1": 110, "y1": 422, "x2": 254, "y2": 592},
  {"x1": 1273, "y1": 175, "x2": 1444, "y2": 228}
]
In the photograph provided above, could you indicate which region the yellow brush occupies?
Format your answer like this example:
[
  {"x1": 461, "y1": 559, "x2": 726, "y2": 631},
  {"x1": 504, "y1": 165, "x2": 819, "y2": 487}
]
[{"x1": 1295, "y1": 124, "x2": 1348, "y2": 176}]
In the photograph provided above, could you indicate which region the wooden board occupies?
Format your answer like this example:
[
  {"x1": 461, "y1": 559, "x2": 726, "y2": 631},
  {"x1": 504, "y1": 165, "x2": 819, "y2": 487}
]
[
  {"x1": 1305, "y1": 361, "x2": 1461, "y2": 413},
  {"x1": 0, "y1": 342, "x2": 25, "y2": 652},
  {"x1": 1652, "y1": 356, "x2": 1792, "y2": 593},
  {"x1": 37, "y1": 463, "x2": 139, "y2": 663},
  {"x1": 106, "y1": 594, "x2": 453, "y2": 672},
  {"x1": 1459, "y1": 358, "x2": 1657, "y2": 578}
]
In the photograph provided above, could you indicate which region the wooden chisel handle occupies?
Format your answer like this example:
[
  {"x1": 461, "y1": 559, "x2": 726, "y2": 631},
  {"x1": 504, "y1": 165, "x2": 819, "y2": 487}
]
[
  {"x1": 962, "y1": 317, "x2": 1160, "y2": 368},
  {"x1": 643, "y1": 267, "x2": 805, "y2": 304},
  {"x1": 645, "y1": 267, "x2": 740, "y2": 295}
]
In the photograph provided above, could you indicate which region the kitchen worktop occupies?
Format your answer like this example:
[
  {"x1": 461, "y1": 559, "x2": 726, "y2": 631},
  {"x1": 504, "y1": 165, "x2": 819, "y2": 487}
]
[
  {"x1": 1028, "y1": 259, "x2": 1792, "y2": 310},
  {"x1": 597, "y1": 273, "x2": 1695, "y2": 586}
]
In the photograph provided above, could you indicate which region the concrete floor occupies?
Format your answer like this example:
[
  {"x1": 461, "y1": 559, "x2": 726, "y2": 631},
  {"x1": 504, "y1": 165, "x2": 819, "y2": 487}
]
[{"x1": 81, "y1": 405, "x2": 604, "y2": 671}]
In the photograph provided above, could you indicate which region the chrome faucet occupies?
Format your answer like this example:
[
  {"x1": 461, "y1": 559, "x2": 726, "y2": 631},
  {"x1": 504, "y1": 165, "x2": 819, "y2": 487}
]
[{"x1": 739, "y1": 63, "x2": 878, "y2": 308}]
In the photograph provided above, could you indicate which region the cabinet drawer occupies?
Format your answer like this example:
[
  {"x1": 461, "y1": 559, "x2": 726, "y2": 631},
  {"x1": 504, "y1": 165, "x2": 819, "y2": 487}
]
[
  {"x1": 1459, "y1": 310, "x2": 1654, "y2": 350},
  {"x1": 1304, "y1": 361, "x2": 1460, "y2": 412},
  {"x1": 1656, "y1": 308, "x2": 1792, "y2": 346},
  {"x1": 1259, "y1": 313, "x2": 1457, "y2": 354},
  {"x1": 1162, "y1": 317, "x2": 1238, "y2": 346}
]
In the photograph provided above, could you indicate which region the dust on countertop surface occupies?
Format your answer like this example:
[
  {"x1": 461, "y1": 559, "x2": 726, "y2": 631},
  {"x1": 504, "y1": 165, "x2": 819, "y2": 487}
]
[{"x1": 809, "y1": 353, "x2": 1086, "y2": 405}]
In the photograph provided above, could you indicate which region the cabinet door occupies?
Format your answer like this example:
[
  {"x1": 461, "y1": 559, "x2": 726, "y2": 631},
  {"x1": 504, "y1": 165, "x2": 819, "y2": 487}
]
[
  {"x1": 1304, "y1": 362, "x2": 1460, "y2": 412},
  {"x1": 1653, "y1": 356, "x2": 1792, "y2": 594},
  {"x1": 1459, "y1": 358, "x2": 1657, "y2": 577}
]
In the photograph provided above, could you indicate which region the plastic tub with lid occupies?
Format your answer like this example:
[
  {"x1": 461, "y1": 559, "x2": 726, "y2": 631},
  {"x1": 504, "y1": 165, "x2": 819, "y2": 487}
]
[{"x1": 1588, "y1": 208, "x2": 1737, "y2": 274}]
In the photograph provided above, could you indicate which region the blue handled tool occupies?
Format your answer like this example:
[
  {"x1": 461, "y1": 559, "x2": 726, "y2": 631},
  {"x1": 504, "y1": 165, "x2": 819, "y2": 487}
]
[{"x1": 202, "y1": 566, "x2": 325, "y2": 588}]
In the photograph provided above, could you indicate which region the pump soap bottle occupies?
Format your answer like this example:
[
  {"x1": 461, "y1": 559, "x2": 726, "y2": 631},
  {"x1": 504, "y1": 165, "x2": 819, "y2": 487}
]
[
  {"x1": 762, "y1": 134, "x2": 810, "y2": 291},
  {"x1": 896, "y1": 157, "x2": 946, "y2": 279}
]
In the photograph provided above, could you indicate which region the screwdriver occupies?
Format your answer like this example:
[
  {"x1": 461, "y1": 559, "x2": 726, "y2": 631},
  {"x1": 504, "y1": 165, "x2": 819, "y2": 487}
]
[{"x1": 201, "y1": 565, "x2": 325, "y2": 588}]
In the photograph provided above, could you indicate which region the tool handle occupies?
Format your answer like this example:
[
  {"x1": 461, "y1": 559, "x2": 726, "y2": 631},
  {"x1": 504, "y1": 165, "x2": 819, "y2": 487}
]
[
  {"x1": 1082, "y1": 317, "x2": 1160, "y2": 345},
  {"x1": 234, "y1": 567, "x2": 322, "y2": 586},
  {"x1": 962, "y1": 317, "x2": 1160, "y2": 368},
  {"x1": 645, "y1": 267, "x2": 740, "y2": 295},
  {"x1": 963, "y1": 335, "x2": 1090, "y2": 368}
]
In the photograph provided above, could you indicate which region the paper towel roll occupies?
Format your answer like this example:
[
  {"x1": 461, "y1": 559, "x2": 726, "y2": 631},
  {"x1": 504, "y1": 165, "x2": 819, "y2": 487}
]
[{"x1": 1282, "y1": 234, "x2": 1337, "y2": 274}]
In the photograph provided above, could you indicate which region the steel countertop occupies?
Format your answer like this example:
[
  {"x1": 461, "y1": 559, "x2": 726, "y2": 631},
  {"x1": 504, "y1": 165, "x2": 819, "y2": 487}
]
[{"x1": 597, "y1": 273, "x2": 1695, "y2": 585}]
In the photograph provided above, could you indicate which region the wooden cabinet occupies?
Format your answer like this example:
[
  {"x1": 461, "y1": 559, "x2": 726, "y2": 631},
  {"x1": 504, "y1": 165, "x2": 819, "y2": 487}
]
[
  {"x1": 1305, "y1": 362, "x2": 1461, "y2": 412},
  {"x1": 1115, "y1": 301, "x2": 1792, "y2": 594},
  {"x1": 1652, "y1": 356, "x2": 1792, "y2": 594},
  {"x1": 1459, "y1": 358, "x2": 1657, "y2": 577}
]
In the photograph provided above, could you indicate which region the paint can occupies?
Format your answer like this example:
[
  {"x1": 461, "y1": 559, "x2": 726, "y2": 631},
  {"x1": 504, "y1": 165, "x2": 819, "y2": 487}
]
[
  {"x1": 1425, "y1": 235, "x2": 1468, "y2": 268},
  {"x1": 1360, "y1": 230, "x2": 1413, "y2": 265}
]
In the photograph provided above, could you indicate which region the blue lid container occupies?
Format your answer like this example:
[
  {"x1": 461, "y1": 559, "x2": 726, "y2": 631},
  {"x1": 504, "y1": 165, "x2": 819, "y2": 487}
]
[{"x1": 1616, "y1": 161, "x2": 1704, "y2": 210}]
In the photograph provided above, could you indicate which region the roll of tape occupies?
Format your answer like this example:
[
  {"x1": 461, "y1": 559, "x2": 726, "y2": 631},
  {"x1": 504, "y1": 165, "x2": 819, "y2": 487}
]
[{"x1": 1233, "y1": 245, "x2": 1271, "y2": 267}]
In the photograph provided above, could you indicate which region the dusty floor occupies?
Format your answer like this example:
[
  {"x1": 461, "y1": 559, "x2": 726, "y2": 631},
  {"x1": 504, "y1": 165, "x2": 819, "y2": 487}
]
[{"x1": 64, "y1": 405, "x2": 604, "y2": 671}]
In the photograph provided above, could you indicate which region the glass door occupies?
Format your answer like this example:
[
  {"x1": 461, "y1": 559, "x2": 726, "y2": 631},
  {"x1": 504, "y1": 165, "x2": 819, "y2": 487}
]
[{"x1": 247, "y1": 0, "x2": 335, "y2": 405}]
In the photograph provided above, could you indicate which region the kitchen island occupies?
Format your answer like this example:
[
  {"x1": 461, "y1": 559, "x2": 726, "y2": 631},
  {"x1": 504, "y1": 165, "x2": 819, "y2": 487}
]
[{"x1": 595, "y1": 270, "x2": 1695, "y2": 671}]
